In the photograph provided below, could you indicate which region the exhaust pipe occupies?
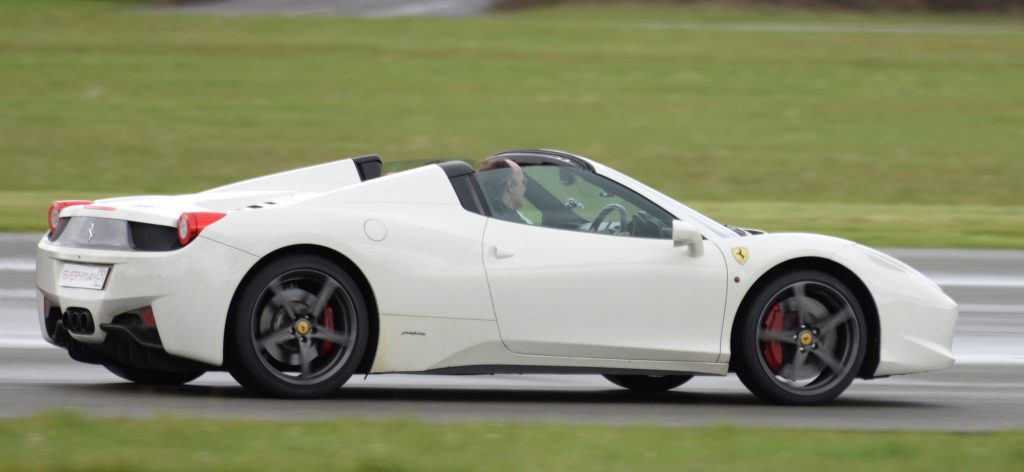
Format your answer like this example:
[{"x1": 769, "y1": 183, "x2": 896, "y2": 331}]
[{"x1": 62, "y1": 309, "x2": 95, "y2": 335}]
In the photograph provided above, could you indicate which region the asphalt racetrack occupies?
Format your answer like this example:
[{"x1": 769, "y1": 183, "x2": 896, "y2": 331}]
[{"x1": 2, "y1": 233, "x2": 1023, "y2": 430}]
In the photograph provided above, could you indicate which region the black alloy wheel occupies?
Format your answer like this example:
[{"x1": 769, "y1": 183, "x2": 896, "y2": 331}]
[
  {"x1": 732, "y1": 270, "x2": 867, "y2": 405},
  {"x1": 103, "y1": 363, "x2": 205, "y2": 386},
  {"x1": 228, "y1": 255, "x2": 369, "y2": 398},
  {"x1": 603, "y1": 374, "x2": 693, "y2": 392}
]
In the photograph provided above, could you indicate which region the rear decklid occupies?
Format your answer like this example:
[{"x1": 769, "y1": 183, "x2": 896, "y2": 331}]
[
  {"x1": 47, "y1": 156, "x2": 381, "y2": 251},
  {"x1": 68, "y1": 190, "x2": 313, "y2": 226},
  {"x1": 62, "y1": 155, "x2": 381, "y2": 223}
]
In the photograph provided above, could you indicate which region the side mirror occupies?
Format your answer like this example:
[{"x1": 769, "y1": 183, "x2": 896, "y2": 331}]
[{"x1": 672, "y1": 220, "x2": 704, "y2": 257}]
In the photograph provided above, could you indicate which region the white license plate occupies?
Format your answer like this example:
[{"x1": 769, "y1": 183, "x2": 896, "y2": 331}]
[{"x1": 58, "y1": 263, "x2": 111, "y2": 290}]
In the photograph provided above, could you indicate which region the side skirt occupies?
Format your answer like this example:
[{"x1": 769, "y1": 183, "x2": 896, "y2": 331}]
[{"x1": 410, "y1": 364, "x2": 728, "y2": 376}]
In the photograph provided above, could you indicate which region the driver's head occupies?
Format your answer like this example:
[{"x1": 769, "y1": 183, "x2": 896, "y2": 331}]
[{"x1": 477, "y1": 158, "x2": 526, "y2": 210}]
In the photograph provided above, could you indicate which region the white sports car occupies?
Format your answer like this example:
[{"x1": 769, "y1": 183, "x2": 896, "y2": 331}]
[{"x1": 36, "y1": 149, "x2": 957, "y2": 405}]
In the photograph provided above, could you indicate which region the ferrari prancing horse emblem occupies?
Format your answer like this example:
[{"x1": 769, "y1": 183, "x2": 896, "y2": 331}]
[{"x1": 732, "y1": 247, "x2": 749, "y2": 265}]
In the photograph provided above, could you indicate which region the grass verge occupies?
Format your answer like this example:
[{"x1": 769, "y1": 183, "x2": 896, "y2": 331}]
[
  {"x1": 7, "y1": 190, "x2": 1023, "y2": 248},
  {"x1": 691, "y1": 201, "x2": 1024, "y2": 248},
  {"x1": 1, "y1": 410, "x2": 1023, "y2": 471},
  {"x1": 1, "y1": 1, "x2": 1022, "y2": 247}
]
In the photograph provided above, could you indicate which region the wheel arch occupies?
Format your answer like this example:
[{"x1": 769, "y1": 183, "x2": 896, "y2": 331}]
[
  {"x1": 729, "y1": 257, "x2": 880, "y2": 379},
  {"x1": 224, "y1": 244, "x2": 380, "y2": 374}
]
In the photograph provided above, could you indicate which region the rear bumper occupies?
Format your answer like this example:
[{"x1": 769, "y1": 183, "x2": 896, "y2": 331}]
[{"x1": 36, "y1": 235, "x2": 259, "y2": 366}]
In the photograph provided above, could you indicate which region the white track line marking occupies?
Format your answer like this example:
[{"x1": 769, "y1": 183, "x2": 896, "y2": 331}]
[
  {"x1": 959, "y1": 304, "x2": 1024, "y2": 314},
  {"x1": 0, "y1": 289, "x2": 35, "y2": 300},
  {"x1": 955, "y1": 355, "x2": 1024, "y2": 365},
  {"x1": 929, "y1": 274, "x2": 1024, "y2": 288},
  {"x1": 0, "y1": 338, "x2": 49, "y2": 349},
  {"x1": 0, "y1": 259, "x2": 35, "y2": 272}
]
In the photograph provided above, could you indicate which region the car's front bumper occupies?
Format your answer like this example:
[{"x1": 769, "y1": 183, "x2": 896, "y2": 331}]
[
  {"x1": 833, "y1": 245, "x2": 958, "y2": 377},
  {"x1": 36, "y1": 235, "x2": 259, "y2": 366}
]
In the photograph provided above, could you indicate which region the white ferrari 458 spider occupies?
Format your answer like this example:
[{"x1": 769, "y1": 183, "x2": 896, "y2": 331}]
[{"x1": 36, "y1": 149, "x2": 957, "y2": 404}]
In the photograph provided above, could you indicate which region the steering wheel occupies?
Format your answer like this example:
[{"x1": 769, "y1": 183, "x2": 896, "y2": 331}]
[{"x1": 589, "y1": 203, "x2": 628, "y2": 233}]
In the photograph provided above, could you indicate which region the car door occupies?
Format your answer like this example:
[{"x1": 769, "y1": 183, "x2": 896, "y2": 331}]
[{"x1": 477, "y1": 165, "x2": 729, "y2": 363}]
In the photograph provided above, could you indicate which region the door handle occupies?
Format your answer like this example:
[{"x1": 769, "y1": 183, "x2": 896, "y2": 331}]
[{"x1": 494, "y1": 247, "x2": 515, "y2": 259}]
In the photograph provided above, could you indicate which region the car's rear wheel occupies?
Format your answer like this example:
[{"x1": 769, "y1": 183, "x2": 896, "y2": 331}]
[
  {"x1": 603, "y1": 374, "x2": 693, "y2": 392},
  {"x1": 103, "y1": 363, "x2": 204, "y2": 386},
  {"x1": 732, "y1": 270, "x2": 867, "y2": 406},
  {"x1": 227, "y1": 255, "x2": 369, "y2": 398}
]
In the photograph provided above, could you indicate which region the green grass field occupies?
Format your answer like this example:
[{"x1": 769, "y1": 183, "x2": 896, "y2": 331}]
[
  {"x1": 0, "y1": 410, "x2": 1021, "y2": 471},
  {"x1": 1, "y1": 1, "x2": 1022, "y2": 246}
]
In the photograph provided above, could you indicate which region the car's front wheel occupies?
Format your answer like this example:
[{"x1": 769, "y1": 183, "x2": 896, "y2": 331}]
[
  {"x1": 103, "y1": 363, "x2": 205, "y2": 386},
  {"x1": 227, "y1": 255, "x2": 369, "y2": 398},
  {"x1": 603, "y1": 374, "x2": 693, "y2": 392},
  {"x1": 732, "y1": 270, "x2": 867, "y2": 405}
]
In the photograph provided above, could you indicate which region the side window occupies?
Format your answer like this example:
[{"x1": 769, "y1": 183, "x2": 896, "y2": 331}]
[
  {"x1": 474, "y1": 165, "x2": 533, "y2": 225},
  {"x1": 475, "y1": 165, "x2": 674, "y2": 239}
]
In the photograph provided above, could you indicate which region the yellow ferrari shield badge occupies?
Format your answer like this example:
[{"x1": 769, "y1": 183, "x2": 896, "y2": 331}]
[{"x1": 732, "y1": 247, "x2": 749, "y2": 265}]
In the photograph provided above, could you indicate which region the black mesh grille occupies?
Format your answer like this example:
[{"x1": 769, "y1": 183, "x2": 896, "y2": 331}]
[
  {"x1": 129, "y1": 222, "x2": 182, "y2": 251},
  {"x1": 52, "y1": 217, "x2": 181, "y2": 252}
]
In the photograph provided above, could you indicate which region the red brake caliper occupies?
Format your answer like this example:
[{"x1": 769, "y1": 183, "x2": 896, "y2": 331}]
[
  {"x1": 762, "y1": 303, "x2": 784, "y2": 373},
  {"x1": 321, "y1": 305, "x2": 335, "y2": 355}
]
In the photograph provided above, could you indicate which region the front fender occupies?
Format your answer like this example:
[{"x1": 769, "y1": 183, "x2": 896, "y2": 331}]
[{"x1": 716, "y1": 233, "x2": 857, "y2": 363}]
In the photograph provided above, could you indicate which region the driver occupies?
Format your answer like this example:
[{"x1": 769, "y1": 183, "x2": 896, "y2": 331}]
[{"x1": 476, "y1": 158, "x2": 533, "y2": 225}]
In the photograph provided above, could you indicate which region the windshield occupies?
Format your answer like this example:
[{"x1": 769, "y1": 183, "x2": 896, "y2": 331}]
[
  {"x1": 592, "y1": 164, "x2": 737, "y2": 239},
  {"x1": 474, "y1": 164, "x2": 675, "y2": 239}
]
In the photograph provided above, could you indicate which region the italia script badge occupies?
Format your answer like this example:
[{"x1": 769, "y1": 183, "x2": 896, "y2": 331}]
[
  {"x1": 87, "y1": 223, "x2": 95, "y2": 243},
  {"x1": 732, "y1": 247, "x2": 749, "y2": 265}
]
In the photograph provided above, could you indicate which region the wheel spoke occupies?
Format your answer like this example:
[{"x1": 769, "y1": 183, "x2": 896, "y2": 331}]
[
  {"x1": 792, "y1": 348, "x2": 809, "y2": 368},
  {"x1": 759, "y1": 330, "x2": 798, "y2": 344},
  {"x1": 257, "y1": 327, "x2": 294, "y2": 350},
  {"x1": 310, "y1": 326, "x2": 350, "y2": 347},
  {"x1": 268, "y1": 279, "x2": 299, "y2": 321},
  {"x1": 810, "y1": 348, "x2": 843, "y2": 373},
  {"x1": 308, "y1": 278, "x2": 341, "y2": 319},
  {"x1": 297, "y1": 340, "x2": 314, "y2": 379},
  {"x1": 778, "y1": 349, "x2": 809, "y2": 380},
  {"x1": 818, "y1": 305, "x2": 854, "y2": 334},
  {"x1": 790, "y1": 282, "x2": 810, "y2": 326}
]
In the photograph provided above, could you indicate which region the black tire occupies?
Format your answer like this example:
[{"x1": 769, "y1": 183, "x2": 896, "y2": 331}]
[
  {"x1": 603, "y1": 374, "x2": 693, "y2": 392},
  {"x1": 732, "y1": 270, "x2": 868, "y2": 406},
  {"x1": 103, "y1": 363, "x2": 204, "y2": 386},
  {"x1": 227, "y1": 255, "x2": 369, "y2": 398}
]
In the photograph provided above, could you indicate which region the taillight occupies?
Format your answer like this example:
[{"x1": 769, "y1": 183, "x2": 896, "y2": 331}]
[
  {"x1": 140, "y1": 307, "x2": 157, "y2": 328},
  {"x1": 176, "y1": 212, "x2": 226, "y2": 246},
  {"x1": 48, "y1": 200, "x2": 92, "y2": 232}
]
